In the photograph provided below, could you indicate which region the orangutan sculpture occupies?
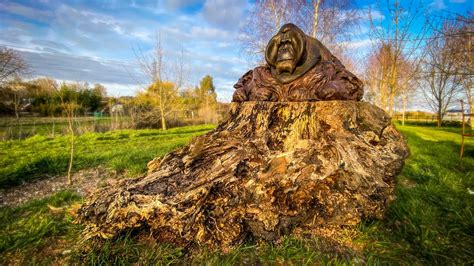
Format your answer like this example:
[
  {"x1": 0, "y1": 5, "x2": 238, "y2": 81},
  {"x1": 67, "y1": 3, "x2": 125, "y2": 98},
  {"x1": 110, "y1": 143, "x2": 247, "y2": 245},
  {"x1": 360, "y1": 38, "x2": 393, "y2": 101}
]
[{"x1": 232, "y1": 23, "x2": 363, "y2": 102}]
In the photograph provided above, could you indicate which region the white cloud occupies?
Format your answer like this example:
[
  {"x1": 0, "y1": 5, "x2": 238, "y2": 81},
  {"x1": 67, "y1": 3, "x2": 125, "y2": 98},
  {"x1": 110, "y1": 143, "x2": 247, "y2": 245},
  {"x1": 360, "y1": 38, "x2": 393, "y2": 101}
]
[
  {"x1": 15, "y1": 49, "x2": 145, "y2": 87},
  {"x1": 429, "y1": 0, "x2": 447, "y2": 10},
  {"x1": 100, "y1": 82, "x2": 142, "y2": 97},
  {"x1": 214, "y1": 78, "x2": 238, "y2": 102},
  {"x1": 358, "y1": 7, "x2": 385, "y2": 21},
  {"x1": 190, "y1": 26, "x2": 233, "y2": 41},
  {"x1": 0, "y1": 2, "x2": 54, "y2": 22},
  {"x1": 202, "y1": 0, "x2": 247, "y2": 30},
  {"x1": 0, "y1": 1, "x2": 250, "y2": 101}
]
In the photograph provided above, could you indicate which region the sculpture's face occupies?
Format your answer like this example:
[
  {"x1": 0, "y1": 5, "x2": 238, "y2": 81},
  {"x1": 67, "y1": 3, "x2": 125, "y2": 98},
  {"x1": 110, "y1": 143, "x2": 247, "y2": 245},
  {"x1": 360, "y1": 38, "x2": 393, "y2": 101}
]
[
  {"x1": 266, "y1": 24, "x2": 305, "y2": 75},
  {"x1": 265, "y1": 23, "x2": 320, "y2": 84}
]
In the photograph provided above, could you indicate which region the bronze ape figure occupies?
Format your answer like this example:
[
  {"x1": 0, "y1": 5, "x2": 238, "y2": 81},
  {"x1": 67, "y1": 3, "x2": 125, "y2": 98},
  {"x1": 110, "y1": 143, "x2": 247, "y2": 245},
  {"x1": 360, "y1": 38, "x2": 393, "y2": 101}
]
[{"x1": 232, "y1": 23, "x2": 363, "y2": 102}]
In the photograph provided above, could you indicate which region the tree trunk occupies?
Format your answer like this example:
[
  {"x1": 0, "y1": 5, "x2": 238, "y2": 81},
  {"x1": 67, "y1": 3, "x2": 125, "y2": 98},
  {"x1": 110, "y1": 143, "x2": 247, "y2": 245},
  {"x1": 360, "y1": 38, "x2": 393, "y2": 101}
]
[
  {"x1": 51, "y1": 116, "x2": 56, "y2": 137},
  {"x1": 205, "y1": 96, "x2": 209, "y2": 124},
  {"x1": 78, "y1": 101, "x2": 408, "y2": 250},
  {"x1": 13, "y1": 94, "x2": 19, "y2": 121},
  {"x1": 66, "y1": 113, "x2": 75, "y2": 185},
  {"x1": 402, "y1": 95, "x2": 407, "y2": 126},
  {"x1": 468, "y1": 97, "x2": 473, "y2": 129},
  {"x1": 465, "y1": 79, "x2": 473, "y2": 128},
  {"x1": 311, "y1": 0, "x2": 322, "y2": 38},
  {"x1": 380, "y1": 82, "x2": 387, "y2": 112},
  {"x1": 437, "y1": 111, "x2": 442, "y2": 127},
  {"x1": 160, "y1": 105, "x2": 167, "y2": 131},
  {"x1": 388, "y1": 88, "x2": 395, "y2": 116}
]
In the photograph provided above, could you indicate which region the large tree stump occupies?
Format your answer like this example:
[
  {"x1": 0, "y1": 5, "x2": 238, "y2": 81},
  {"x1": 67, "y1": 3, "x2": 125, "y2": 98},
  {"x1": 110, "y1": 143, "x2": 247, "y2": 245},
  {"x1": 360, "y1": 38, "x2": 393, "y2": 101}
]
[{"x1": 77, "y1": 101, "x2": 408, "y2": 249}]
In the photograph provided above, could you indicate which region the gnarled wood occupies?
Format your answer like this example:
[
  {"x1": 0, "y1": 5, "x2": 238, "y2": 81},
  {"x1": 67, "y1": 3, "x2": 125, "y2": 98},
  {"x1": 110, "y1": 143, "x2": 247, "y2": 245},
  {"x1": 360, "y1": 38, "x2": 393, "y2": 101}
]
[{"x1": 77, "y1": 101, "x2": 408, "y2": 249}]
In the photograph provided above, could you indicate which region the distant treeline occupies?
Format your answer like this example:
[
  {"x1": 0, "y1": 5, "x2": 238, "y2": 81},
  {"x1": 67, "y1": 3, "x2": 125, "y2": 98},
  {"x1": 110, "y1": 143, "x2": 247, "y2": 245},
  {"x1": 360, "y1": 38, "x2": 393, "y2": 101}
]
[
  {"x1": 0, "y1": 78, "x2": 106, "y2": 117},
  {"x1": 0, "y1": 75, "x2": 228, "y2": 130}
]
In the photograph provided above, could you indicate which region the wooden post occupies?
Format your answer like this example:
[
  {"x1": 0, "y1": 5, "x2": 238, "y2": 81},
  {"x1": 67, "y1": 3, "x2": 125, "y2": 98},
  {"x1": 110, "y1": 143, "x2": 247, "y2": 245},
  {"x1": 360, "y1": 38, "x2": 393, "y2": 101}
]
[{"x1": 461, "y1": 100, "x2": 465, "y2": 158}]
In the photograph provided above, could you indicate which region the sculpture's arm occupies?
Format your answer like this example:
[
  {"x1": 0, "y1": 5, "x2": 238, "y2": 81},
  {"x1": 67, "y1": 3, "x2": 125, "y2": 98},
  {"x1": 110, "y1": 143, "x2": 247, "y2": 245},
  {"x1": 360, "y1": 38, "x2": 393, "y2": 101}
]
[{"x1": 314, "y1": 60, "x2": 364, "y2": 101}]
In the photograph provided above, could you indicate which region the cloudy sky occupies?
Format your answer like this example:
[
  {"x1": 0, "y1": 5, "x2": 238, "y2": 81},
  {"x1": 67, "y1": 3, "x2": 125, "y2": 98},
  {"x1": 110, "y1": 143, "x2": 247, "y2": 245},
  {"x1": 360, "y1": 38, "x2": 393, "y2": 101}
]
[{"x1": 0, "y1": 0, "x2": 471, "y2": 102}]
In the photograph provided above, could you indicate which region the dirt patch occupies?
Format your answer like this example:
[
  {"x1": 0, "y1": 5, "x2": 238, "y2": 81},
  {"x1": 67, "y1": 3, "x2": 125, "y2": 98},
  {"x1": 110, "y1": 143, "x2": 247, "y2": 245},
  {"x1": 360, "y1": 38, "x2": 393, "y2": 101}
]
[{"x1": 0, "y1": 167, "x2": 126, "y2": 207}]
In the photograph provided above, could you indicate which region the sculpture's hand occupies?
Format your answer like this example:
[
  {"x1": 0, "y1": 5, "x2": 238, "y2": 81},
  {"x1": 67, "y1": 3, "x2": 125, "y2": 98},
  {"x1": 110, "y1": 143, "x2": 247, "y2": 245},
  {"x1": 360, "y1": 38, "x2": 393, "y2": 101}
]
[{"x1": 318, "y1": 82, "x2": 338, "y2": 100}]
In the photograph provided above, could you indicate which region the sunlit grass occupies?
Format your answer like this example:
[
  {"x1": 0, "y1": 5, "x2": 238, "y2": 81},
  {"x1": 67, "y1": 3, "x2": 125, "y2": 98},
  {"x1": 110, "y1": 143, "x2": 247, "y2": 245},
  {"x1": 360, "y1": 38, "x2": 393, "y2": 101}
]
[
  {"x1": 356, "y1": 125, "x2": 474, "y2": 264},
  {"x1": 0, "y1": 124, "x2": 215, "y2": 188},
  {"x1": 0, "y1": 190, "x2": 82, "y2": 265}
]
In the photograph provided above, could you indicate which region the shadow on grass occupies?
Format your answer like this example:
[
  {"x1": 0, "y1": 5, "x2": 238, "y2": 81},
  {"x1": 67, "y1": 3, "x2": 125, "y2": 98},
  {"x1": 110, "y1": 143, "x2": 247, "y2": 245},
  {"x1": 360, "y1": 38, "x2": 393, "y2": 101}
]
[
  {"x1": 0, "y1": 191, "x2": 82, "y2": 253},
  {"x1": 0, "y1": 155, "x2": 70, "y2": 188}
]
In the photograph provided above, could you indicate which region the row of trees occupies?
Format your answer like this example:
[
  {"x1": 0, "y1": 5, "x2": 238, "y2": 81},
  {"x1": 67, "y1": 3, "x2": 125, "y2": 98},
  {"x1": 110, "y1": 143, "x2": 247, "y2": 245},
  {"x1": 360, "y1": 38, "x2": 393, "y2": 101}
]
[
  {"x1": 0, "y1": 74, "x2": 221, "y2": 130},
  {"x1": 0, "y1": 46, "x2": 221, "y2": 131},
  {"x1": 132, "y1": 33, "x2": 222, "y2": 130},
  {"x1": 0, "y1": 77, "x2": 106, "y2": 118},
  {"x1": 364, "y1": 2, "x2": 472, "y2": 127},
  {"x1": 134, "y1": 75, "x2": 219, "y2": 130}
]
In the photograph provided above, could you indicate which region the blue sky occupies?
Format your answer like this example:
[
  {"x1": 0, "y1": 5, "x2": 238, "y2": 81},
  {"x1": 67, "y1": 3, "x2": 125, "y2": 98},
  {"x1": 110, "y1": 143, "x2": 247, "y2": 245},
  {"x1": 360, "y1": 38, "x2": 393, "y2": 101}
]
[{"x1": 0, "y1": 0, "x2": 471, "y2": 102}]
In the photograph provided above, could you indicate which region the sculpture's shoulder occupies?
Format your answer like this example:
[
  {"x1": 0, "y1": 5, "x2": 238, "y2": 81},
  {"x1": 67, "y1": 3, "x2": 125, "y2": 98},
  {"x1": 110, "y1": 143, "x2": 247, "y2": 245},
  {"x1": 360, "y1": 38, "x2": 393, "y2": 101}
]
[
  {"x1": 232, "y1": 69, "x2": 253, "y2": 102},
  {"x1": 292, "y1": 58, "x2": 363, "y2": 101}
]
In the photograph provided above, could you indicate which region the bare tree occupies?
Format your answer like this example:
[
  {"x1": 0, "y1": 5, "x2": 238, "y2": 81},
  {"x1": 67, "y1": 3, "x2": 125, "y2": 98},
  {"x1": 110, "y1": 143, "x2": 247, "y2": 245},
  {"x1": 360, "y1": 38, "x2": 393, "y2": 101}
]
[
  {"x1": 240, "y1": 0, "x2": 307, "y2": 61},
  {"x1": 310, "y1": 0, "x2": 361, "y2": 58},
  {"x1": 3, "y1": 78, "x2": 28, "y2": 120},
  {"x1": 0, "y1": 48, "x2": 29, "y2": 120},
  {"x1": 134, "y1": 34, "x2": 187, "y2": 130},
  {"x1": 311, "y1": 0, "x2": 322, "y2": 38},
  {"x1": 171, "y1": 45, "x2": 188, "y2": 91},
  {"x1": 364, "y1": 43, "x2": 395, "y2": 110},
  {"x1": 56, "y1": 82, "x2": 79, "y2": 184},
  {"x1": 364, "y1": 41, "x2": 421, "y2": 124},
  {"x1": 421, "y1": 22, "x2": 464, "y2": 127},
  {"x1": 368, "y1": 0, "x2": 429, "y2": 116},
  {"x1": 240, "y1": 0, "x2": 361, "y2": 65},
  {"x1": 398, "y1": 69, "x2": 419, "y2": 126},
  {"x1": 443, "y1": 14, "x2": 473, "y2": 127},
  {"x1": 0, "y1": 47, "x2": 28, "y2": 84}
]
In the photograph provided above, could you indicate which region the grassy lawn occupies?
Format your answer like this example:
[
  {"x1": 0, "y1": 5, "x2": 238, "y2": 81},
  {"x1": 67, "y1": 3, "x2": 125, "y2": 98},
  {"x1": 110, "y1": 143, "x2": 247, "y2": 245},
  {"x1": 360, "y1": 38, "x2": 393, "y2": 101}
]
[
  {"x1": 0, "y1": 124, "x2": 215, "y2": 188},
  {"x1": 0, "y1": 124, "x2": 473, "y2": 264}
]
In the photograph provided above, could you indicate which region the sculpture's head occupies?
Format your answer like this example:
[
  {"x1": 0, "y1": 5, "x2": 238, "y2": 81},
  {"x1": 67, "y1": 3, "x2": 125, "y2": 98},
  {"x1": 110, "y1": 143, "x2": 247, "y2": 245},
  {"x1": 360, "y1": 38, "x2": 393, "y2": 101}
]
[{"x1": 265, "y1": 23, "x2": 321, "y2": 84}]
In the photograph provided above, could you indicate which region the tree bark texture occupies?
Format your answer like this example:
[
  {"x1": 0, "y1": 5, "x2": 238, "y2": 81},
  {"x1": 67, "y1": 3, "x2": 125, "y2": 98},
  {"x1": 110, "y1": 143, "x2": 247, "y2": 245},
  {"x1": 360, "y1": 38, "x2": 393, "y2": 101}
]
[{"x1": 77, "y1": 101, "x2": 408, "y2": 249}]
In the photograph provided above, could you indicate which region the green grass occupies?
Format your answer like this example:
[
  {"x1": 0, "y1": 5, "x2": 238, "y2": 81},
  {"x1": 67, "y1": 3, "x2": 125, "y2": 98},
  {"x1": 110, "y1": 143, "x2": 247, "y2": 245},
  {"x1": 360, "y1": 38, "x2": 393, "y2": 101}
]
[
  {"x1": 356, "y1": 125, "x2": 474, "y2": 264},
  {"x1": 0, "y1": 124, "x2": 215, "y2": 188},
  {"x1": 0, "y1": 190, "x2": 82, "y2": 265},
  {"x1": 0, "y1": 124, "x2": 473, "y2": 264}
]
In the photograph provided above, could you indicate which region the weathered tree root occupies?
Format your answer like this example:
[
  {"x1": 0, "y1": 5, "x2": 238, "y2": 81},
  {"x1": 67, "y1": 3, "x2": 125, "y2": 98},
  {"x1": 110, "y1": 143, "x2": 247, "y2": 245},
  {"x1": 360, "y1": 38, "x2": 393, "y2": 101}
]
[{"x1": 77, "y1": 101, "x2": 408, "y2": 249}]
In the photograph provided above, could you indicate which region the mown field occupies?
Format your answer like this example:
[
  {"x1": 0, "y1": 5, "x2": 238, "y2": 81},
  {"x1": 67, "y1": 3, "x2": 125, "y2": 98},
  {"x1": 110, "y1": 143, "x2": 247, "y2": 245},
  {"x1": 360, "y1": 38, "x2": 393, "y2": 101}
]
[
  {"x1": 0, "y1": 125, "x2": 215, "y2": 188},
  {"x1": 0, "y1": 124, "x2": 473, "y2": 264}
]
